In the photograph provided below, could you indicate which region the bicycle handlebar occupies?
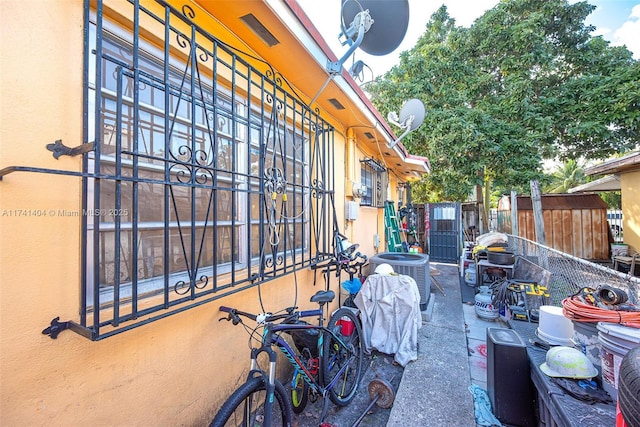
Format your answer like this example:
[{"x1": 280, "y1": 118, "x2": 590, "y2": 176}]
[
  {"x1": 352, "y1": 252, "x2": 368, "y2": 263},
  {"x1": 219, "y1": 306, "x2": 297, "y2": 325},
  {"x1": 310, "y1": 252, "x2": 368, "y2": 271}
]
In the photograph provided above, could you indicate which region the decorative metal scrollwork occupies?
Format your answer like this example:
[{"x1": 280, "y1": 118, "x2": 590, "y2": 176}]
[
  {"x1": 196, "y1": 46, "x2": 209, "y2": 62},
  {"x1": 42, "y1": 317, "x2": 70, "y2": 339},
  {"x1": 264, "y1": 167, "x2": 286, "y2": 195},
  {"x1": 174, "y1": 275, "x2": 209, "y2": 295},
  {"x1": 264, "y1": 255, "x2": 284, "y2": 270},
  {"x1": 311, "y1": 179, "x2": 325, "y2": 199},
  {"x1": 176, "y1": 32, "x2": 191, "y2": 49},
  {"x1": 181, "y1": 4, "x2": 196, "y2": 20},
  {"x1": 168, "y1": 146, "x2": 214, "y2": 185},
  {"x1": 265, "y1": 69, "x2": 282, "y2": 87},
  {"x1": 46, "y1": 140, "x2": 95, "y2": 159}
]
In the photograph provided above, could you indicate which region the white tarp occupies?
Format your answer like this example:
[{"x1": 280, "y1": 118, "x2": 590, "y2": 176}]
[{"x1": 354, "y1": 273, "x2": 422, "y2": 367}]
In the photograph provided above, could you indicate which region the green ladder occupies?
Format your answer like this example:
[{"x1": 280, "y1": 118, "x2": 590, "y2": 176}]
[{"x1": 384, "y1": 201, "x2": 404, "y2": 252}]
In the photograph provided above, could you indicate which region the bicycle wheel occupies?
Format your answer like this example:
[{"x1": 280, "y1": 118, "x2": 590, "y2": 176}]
[
  {"x1": 210, "y1": 376, "x2": 293, "y2": 427},
  {"x1": 322, "y1": 307, "x2": 364, "y2": 406},
  {"x1": 290, "y1": 370, "x2": 309, "y2": 414}
]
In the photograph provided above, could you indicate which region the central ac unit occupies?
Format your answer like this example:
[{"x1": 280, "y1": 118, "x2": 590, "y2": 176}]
[{"x1": 369, "y1": 252, "x2": 430, "y2": 310}]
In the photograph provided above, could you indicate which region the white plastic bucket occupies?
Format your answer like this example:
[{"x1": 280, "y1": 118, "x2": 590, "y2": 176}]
[
  {"x1": 597, "y1": 322, "x2": 640, "y2": 400},
  {"x1": 536, "y1": 305, "x2": 574, "y2": 346},
  {"x1": 460, "y1": 255, "x2": 472, "y2": 277}
]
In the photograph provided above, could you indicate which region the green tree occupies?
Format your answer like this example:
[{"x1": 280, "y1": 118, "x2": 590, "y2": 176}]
[
  {"x1": 544, "y1": 159, "x2": 586, "y2": 193},
  {"x1": 366, "y1": 0, "x2": 640, "y2": 203},
  {"x1": 599, "y1": 191, "x2": 621, "y2": 209}
]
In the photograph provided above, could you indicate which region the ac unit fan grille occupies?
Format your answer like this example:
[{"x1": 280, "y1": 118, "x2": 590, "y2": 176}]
[{"x1": 369, "y1": 253, "x2": 430, "y2": 310}]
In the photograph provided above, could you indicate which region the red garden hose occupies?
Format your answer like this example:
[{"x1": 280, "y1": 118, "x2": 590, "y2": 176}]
[{"x1": 562, "y1": 297, "x2": 640, "y2": 329}]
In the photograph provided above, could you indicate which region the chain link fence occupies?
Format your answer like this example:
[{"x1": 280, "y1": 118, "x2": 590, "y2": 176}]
[{"x1": 507, "y1": 235, "x2": 640, "y2": 306}]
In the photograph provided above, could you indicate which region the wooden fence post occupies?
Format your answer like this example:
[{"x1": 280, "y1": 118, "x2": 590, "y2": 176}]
[
  {"x1": 530, "y1": 179, "x2": 549, "y2": 268},
  {"x1": 510, "y1": 190, "x2": 518, "y2": 237}
]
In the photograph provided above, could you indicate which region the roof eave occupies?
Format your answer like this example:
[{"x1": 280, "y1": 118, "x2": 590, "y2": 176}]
[
  {"x1": 585, "y1": 152, "x2": 640, "y2": 176},
  {"x1": 273, "y1": 0, "x2": 430, "y2": 176}
]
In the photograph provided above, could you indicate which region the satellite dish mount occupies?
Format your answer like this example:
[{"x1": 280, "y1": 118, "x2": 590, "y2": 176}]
[
  {"x1": 309, "y1": 9, "x2": 373, "y2": 106},
  {"x1": 308, "y1": 0, "x2": 409, "y2": 107},
  {"x1": 387, "y1": 99, "x2": 425, "y2": 149},
  {"x1": 328, "y1": 9, "x2": 373, "y2": 74}
]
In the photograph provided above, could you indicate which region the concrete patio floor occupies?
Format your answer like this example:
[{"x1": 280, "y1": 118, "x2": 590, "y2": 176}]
[
  {"x1": 295, "y1": 262, "x2": 508, "y2": 427},
  {"x1": 387, "y1": 262, "x2": 509, "y2": 427}
]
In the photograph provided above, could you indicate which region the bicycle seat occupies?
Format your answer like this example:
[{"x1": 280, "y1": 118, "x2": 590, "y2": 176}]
[{"x1": 310, "y1": 290, "x2": 335, "y2": 304}]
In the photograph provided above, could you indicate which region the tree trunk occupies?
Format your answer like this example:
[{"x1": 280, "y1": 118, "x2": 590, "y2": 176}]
[{"x1": 483, "y1": 177, "x2": 490, "y2": 233}]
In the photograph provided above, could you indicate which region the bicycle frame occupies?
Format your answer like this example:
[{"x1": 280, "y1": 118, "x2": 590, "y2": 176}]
[
  {"x1": 243, "y1": 310, "x2": 358, "y2": 426},
  {"x1": 275, "y1": 322, "x2": 355, "y2": 388}
]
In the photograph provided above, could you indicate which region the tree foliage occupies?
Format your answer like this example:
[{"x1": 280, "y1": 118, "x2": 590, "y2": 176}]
[
  {"x1": 599, "y1": 191, "x2": 621, "y2": 209},
  {"x1": 543, "y1": 159, "x2": 586, "y2": 193},
  {"x1": 366, "y1": 0, "x2": 640, "y2": 202}
]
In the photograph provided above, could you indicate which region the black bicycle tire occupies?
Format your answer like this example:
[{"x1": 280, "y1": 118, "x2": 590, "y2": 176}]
[
  {"x1": 618, "y1": 347, "x2": 640, "y2": 427},
  {"x1": 210, "y1": 376, "x2": 293, "y2": 427},
  {"x1": 290, "y1": 370, "x2": 309, "y2": 414},
  {"x1": 322, "y1": 307, "x2": 364, "y2": 406}
]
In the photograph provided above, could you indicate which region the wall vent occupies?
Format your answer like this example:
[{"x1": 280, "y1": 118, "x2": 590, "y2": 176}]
[
  {"x1": 240, "y1": 14, "x2": 280, "y2": 47},
  {"x1": 328, "y1": 98, "x2": 345, "y2": 110}
]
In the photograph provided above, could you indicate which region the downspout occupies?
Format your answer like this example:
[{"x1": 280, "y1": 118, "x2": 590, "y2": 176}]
[
  {"x1": 345, "y1": 128, "x2": 356, "y2": 236},
  {"x1": 346, "y1": 128, "x2": 356, "y2": 182}
]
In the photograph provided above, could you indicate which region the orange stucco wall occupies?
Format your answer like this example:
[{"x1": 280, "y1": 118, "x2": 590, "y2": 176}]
[
  {"x1": 621, "y1": 170, "x2": 640, "y2": 254},
  {"x1": 0, "y1": 0, "x2": 410, "y2": 424},
  {"x1": 0, "y1": 1, "x2": 345, "y2": 425}
]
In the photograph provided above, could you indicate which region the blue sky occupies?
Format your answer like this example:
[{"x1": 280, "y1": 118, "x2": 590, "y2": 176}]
[
  {"x1": 298, "y1": 0, "x2": 640, "y2": 78},
  {"x1": 586, "y1": 0, "x2": 640, "y2": 49}
]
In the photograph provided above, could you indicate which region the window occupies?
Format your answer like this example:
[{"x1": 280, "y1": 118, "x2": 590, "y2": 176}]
[
  {"x1": 79, "y1": 0, "x2": 335, "y2": 339},
  {"x1": 359, "y1": 158, "x2": 388, "y2": 207}
]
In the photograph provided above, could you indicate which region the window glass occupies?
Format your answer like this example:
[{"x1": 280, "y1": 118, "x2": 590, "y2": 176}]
[
  {"x1": 360, "y1": 159, "x2": 388, "y2": 208},
  {"x1": 87, "y1": 26, "x2": 313, "y2": 303},
  {"x1": 80, "y1": 4, "x2": 335, "y2": 338}
]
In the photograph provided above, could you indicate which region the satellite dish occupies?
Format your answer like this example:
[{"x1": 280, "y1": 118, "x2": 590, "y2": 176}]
[
  {"x1": 341, "y1": 0, "x2": 410, "y2": 56},
  {"x1": 387, "y1": 98, "x2": 425, "y2": 148},
  {"x1": 399, "y1": 98, "x2": 425, "y2": 131},
  {"x1": 308, "y1": 0, "x2": 410, "y2": 107}
]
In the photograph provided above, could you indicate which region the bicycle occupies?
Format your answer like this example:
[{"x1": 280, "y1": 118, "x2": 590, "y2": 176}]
[
  {"x1": 289, "y1": 252, "x2": 368, "y2": 415},
  {"x1": 210, "y1": 290, "x2": 364, "y2": 427}
]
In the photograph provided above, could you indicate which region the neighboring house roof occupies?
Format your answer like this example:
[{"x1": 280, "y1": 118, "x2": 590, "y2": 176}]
[
  {"x1": 584, "y1": 151, "x2": 640, "y2": 176},
  {"x1": 566, "y1": 151, "x2": 639, "y2": 193},
  {"x1": 568, "y1": 175, "x2": 621, "y2": 193}
]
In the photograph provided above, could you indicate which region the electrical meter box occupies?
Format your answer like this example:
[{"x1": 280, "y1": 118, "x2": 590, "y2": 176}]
[{"x1": 345, "y1": 201, "x2": 359, "y2": 221}]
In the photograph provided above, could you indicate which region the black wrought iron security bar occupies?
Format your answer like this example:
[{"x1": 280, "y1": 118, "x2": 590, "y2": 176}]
[
  {"x1": 359, "y1": 158, "x2": 388, "y2": 207},
  {"x1": 1, "y1": 0, "x2": 336, "y2": 340}
]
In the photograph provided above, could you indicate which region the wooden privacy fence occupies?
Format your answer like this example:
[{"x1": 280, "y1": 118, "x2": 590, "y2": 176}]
[{"x1": 498, "y1": 194, "x2": 610, "y2": 261}]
